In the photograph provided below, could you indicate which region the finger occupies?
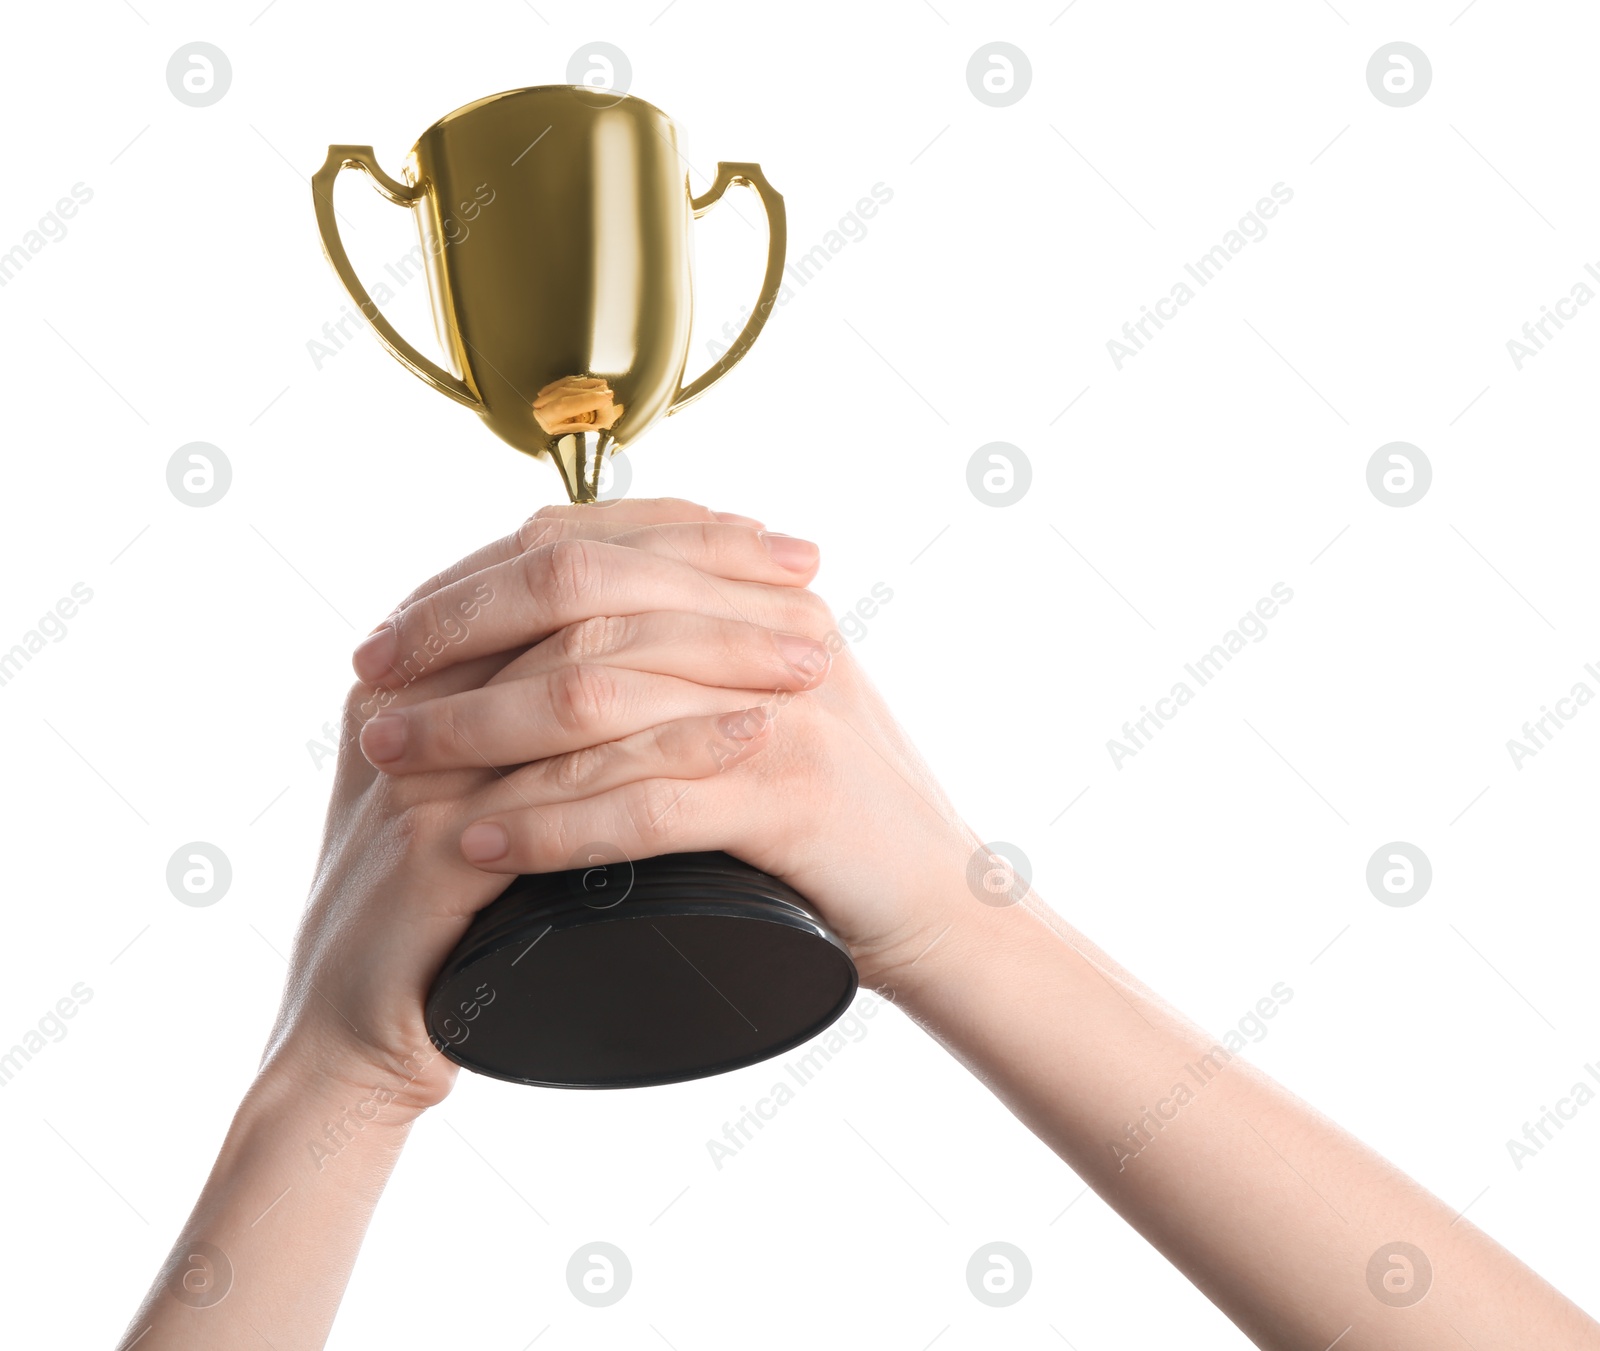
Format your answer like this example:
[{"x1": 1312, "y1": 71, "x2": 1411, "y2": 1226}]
[
  {"x1": 533, "y1": 387, "x2": 623, "y2": 435},
  {"x1": 360, "y1": 664, "x2": 778, "y2": 773},
  {"x1": 605, "y1": 523, "x2": 818, "y2": 584},
  {"x1": 341, "y1": 649, "x2": 518, "y2": 742},
  {"x1": 457, "y1": 717, "x2": 774, "y2": 870},
  {"x1": 486, "y1": 612, "x2": 830, "y2": 691},
  {"x1": 532, "y1": 497, "x2": 766, "y2": 530},
  {"x1": 469, "y1": 705, "x2": 773, "y2": 816},
  {"x1": 363, "y1": 612, "x2": 827, "y2": 774},
  {"x1": 354, "y1": 535, "x2": 827, "y2": 688},
  {"x1": 532, "y1": 389, "x2": 614, "y2": 414},
  {"x1": 536, "y1": 376, "x2": 609, "y2": 396},
  {"x1": 385, "y1": 498, "x2": 767, "y2": 617},
  {"x1": 327, "y1": 649, "x2": 520, "y2": 799}
]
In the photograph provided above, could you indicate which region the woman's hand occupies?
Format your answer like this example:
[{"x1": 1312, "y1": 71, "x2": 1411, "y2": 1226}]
[
  {"x1": 358, "y1": 502, "x2": 983, "y2": 1009},
  {"x1": 136, "y1": 504, "x2": 1600, "y2": 1351},
  {"x1": 261, "y1": 498, "x2": 850, "y2": 1118}
]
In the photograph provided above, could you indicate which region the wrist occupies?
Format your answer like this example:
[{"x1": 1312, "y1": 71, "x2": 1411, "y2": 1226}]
[
  {"x1": 862, "y1": 837, "x2": 1038, "y2": 1011},
  {"x1": 254, "y1": 1026, "x2": 455, "y2": 1136}
]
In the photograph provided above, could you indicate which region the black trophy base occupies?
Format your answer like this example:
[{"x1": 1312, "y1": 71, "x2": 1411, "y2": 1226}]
[{"x1": 425, "y1": 851, "x2": 859, "y2": 1089}]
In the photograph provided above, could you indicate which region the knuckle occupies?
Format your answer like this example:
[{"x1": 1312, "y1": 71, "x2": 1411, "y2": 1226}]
[
  {"x1": 685, "y1": 520, "x2": 720, "y2": 554},
  {"x1": 518, "y1": 511, "x2": 567, "y2": 552},
  {"x1": 549, "y1": 662, "x2": 613, "y2": 734},
  {"x1": 388, "y1": 800, "x2": 450, "y2": 859},
  {"x1": 550, "y1": 744, "x2": 602, "y2": 795},
  {"x1": 543, "y1": 813, "x2": 583, "y2": 874},
  {"x1": 655, "y1": 496, "x2": 716, "y2": 522},
  {"x1": 537, "y1": 537, "x2": 598, "y2": 610},
  {"x1": 785, "y1": 589, "x2": 835, "y2": 640},
  {"x1": 392, "y1": 580, "x2": 432, "y2": 612},
  {"x1": 727, "y1": 618, "x2": 772, "y2": 666},
  {"x1": 560, "y1": 613, "x2": 627, "y2": 662},
  {"x1": 644, "y1": 720, "x2": 678, "y2": 768},
  {"x1": 382, "y1": 599, "x2": 434, "y2": 675},
  {"x1": 633, "y1": 779, "x2": 689, "y2": 849},
  {"x1": 417, "y1": 700, "x2": 466, "y2": 765}
]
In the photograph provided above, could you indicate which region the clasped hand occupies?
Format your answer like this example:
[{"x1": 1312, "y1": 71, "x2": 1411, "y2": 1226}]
[{"x1": 263, "y1": 497, "x2": 977, "y2": 1115}]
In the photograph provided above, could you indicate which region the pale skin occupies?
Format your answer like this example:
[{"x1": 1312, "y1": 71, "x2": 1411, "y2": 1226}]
[{"x1": 122, "y1": 498, "x2": 1600, "y2": 1351}]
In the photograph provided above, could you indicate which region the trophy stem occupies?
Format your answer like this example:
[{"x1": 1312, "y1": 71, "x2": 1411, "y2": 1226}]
[{"x1": 550, "y1": 431, "x2": 611, "y2": 505}]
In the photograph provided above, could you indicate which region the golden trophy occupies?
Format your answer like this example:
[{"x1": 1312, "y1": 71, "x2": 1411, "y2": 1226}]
[{"x1": 312, "y1": 86, "x2": 857, "y2": 1088}]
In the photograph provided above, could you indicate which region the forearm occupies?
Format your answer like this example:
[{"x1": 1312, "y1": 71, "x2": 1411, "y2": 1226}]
[
  {"x1": 897, "y1": 888, "x2": 1599, "y2": 1350},
  {"x1": 120, "y1": 1052, "x2": 417, "y2": 1350}
]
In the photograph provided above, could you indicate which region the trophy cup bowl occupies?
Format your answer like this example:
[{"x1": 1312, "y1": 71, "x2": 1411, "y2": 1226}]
[{"x1": 312, "y1": 86, "x2": 858, "y2": 1088}]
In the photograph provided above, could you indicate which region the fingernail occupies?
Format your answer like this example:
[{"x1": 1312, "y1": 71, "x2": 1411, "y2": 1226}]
[
  {"x1": 718, "y1": 706, "x2": 771, "y2": 741},
  {"x1": 461, "y1": 822, "x2": 509, "y2": 864},
  {"x1": 774, "y1": 631, "x2": 829, "y2": 677},
  {"x1": 715, "y1": 511, "x2": 766, "y2": 528},
  {"x1": 761, "y1": 532, "x2": 819, "y2": 571},
  {"x1": 353, "y1": 626, "x2": 396, "y2": 683},
  {"x1": 360, "y1": 712, "x2": 406, "y2": 765}
]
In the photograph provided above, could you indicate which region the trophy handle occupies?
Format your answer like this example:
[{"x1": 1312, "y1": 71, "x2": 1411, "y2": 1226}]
[
  {"x1": 311, "y1": 145, "x2": 482, "y2": 411},
  {"x1": 669, "y1": 162, "x2": 788, "y2": 416}
]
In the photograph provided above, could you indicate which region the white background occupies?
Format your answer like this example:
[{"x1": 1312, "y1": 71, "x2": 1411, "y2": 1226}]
[{"x1": 2, "y1": 1, "x2": 1597, "y2": 1347}]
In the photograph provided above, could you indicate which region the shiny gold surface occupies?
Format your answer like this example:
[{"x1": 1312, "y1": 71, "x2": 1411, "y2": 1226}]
[{"x1": 312, "y1": 86, "x2": 787, "y2": 502}]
